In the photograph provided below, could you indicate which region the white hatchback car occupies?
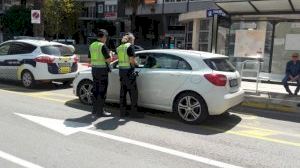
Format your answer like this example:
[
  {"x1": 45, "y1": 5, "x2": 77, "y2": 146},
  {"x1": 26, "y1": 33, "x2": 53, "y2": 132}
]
[
  {"x1": 0, "y1": 39, "x2": 79, "y2": 88},
  {"x1": 73, "y1": 49, "x2": 244, "y2": 124}
]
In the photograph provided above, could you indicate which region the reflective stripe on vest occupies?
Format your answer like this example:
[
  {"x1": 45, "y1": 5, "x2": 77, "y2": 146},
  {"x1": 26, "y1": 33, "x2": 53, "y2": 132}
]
[
  {"x1": 90, "y1": 42, "x2": 106, "y2": 67},
  {"x1": 117, "y1": 43, "x2": 131, "y2": 68}
]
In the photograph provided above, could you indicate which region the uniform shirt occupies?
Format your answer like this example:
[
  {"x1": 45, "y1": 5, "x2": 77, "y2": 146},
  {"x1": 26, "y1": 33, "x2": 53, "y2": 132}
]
[
  {"x1": 286, "y1": 60, "x2": 300, "y2": 77},
  {"x1": 127, "y1": 45, "x2": 136, "y2": 58},
  {"x1": 88, "y1": 43, "x2": 110, "y2": 60}
]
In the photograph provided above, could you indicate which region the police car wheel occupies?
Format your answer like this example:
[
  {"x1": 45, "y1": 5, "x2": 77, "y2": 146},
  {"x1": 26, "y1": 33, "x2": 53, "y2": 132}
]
[
  {"x1": 174, "y1": 92, "x2": 208, "y2": 124},
  {"x1": 78, "y1": 80, "x2": 94, "y2": 105},
  {"x1": 21, "y1": 71, "x2": 35, "y2": 88}
]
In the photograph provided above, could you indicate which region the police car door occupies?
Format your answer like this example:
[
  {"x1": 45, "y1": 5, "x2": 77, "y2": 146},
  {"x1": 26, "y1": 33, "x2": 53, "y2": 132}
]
[
  {"x1": 5, "y1": 42, "x2": 36, "y2": 80},
  {"x1": 0, "y1": 42, "x2": 12, "y2": 79}
]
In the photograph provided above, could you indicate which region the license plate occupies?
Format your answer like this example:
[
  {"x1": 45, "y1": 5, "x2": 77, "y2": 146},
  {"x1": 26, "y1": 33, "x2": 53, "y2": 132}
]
[
  {"x1": 59, "y1": 67, "x2": 71, "y2": 74},
  {"x1": 58, "y1": 63, "x2": 71, "y2": 67},
  {"x1": 230, "y1": 79, "x2": 238, "y2": 87}
]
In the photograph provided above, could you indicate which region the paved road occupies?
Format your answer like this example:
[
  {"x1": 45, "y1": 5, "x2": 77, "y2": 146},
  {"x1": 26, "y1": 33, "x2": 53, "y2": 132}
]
[{"x1": 0, "y1": 81, "x2": 300, "y2": 168}]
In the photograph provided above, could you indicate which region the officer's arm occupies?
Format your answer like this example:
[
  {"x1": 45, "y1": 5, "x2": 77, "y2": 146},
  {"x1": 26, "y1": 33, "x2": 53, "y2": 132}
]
[
  {"x1": 102, "y1": 45, "x2": 111, "y2": 63},
  {"x1": 128, "y1": 45, "x2": 137, "y2": 66},
  {"x1": 88, "y1": 51, "x2": 91, "y2": 64}
]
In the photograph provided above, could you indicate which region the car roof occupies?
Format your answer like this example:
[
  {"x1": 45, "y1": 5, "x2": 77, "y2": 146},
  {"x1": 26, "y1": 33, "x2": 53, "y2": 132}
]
[
  {"x1": 136, "y1": 49, "x2": 227, "y2": 59},
  {"x1": 5, "y1": 39, "x2": 65, "y2": 47}
]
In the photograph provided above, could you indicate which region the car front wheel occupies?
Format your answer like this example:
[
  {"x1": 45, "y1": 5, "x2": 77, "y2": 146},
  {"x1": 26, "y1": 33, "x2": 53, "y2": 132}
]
[
  {"x1": 21, "y1": 70, "x2": 35, "y2": 88},
  {"x1": 78, "y1": 80, "x2": 94, "y2": 105},
  {"x1": 174, "y1": 92, "x2": 208, "y2": 124}
]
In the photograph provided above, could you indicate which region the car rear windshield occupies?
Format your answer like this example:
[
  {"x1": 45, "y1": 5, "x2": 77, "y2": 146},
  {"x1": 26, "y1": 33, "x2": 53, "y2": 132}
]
[
  {"x1": 204, "y1": 58, "x2": 236, "y2": 72},
  {"x1": 41, "y1": 45, "x2": 74, "y2": 56}
]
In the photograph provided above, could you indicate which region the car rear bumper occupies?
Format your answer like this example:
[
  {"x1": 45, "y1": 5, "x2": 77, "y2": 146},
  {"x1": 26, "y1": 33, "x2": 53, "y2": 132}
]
[
  {"x1": 31, "y1": 63, "x2": 77, "y2": 81},
  {"x1": 208, "y1": 89, "x2": 244, "y2": 115}
]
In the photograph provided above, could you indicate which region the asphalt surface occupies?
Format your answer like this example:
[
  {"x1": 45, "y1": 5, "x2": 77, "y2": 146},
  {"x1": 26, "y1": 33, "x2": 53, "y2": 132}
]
[{"x1": 0, "y1": 81, "x2": 300, "y2": 168}]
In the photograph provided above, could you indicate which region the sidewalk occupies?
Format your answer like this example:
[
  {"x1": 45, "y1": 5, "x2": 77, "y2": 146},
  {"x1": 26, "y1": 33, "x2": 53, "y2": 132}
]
[{"x1": 241, "y1": 81, "x2": 300, "y2": 113}]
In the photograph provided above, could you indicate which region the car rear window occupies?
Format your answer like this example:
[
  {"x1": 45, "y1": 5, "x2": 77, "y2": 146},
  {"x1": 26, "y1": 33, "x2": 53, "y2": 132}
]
[
  {"x1": 204, "y1": 58, "x2": 236, "y2": 72},
  {"x1": 41, "y1": 45, "x2": 74, "y2": 56}
]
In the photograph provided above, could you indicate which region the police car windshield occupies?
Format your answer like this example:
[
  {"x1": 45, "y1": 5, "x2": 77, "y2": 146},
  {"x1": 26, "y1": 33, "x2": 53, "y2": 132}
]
[{"x1": 41, "y1": 45, "x2": 74, "y2": 56}]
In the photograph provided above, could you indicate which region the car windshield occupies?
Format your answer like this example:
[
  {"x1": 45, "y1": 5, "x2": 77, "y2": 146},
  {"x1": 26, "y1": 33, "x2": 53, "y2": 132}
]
[
  {"x1": 41, "y1": 45, "x2": 74, "y2": 56},
  {"x1": 204, "y1": 58, "x2": 236, "y2": 72}
]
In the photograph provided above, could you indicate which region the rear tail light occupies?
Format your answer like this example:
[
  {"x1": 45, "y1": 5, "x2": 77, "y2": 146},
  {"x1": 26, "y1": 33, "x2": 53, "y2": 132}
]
[
  {"x1": 34, "y1": 56, "x2": 55, "y2": 64},
  {"x1": 204, "y1": 74, "x2": 227, "y2": 86},
  {"x1": 74, "y1": 54, "x2": 79, "y2": 63}
]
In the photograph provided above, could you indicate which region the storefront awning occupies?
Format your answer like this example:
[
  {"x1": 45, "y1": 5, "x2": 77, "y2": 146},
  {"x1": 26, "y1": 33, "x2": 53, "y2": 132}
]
[{"x1": 215, "y1": 0, "x2": 300, "y2": 15}]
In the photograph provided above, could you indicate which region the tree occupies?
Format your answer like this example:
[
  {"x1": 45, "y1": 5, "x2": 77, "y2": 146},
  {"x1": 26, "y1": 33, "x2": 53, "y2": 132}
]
[
  {"x1": 1, "y1": 5, "x2": 32, "y2": 39},
  {"x1": 60, "y1": 0, "x2": 82, "y2": 39},
  {"x1": 43, "y1": 0, "x2": 81, "y2": 39},
  {"x1": 124, "y1": 0, "x2": 144, "y2": 32},
  {"x1": 43, "y1": 0, "x2": 62, "y2": 39}
]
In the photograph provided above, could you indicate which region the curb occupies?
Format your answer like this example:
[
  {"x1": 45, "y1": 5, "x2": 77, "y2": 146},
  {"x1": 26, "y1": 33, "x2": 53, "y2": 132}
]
[{"x1": 242, "y1": 95, "x2": 300, "y2": 113}]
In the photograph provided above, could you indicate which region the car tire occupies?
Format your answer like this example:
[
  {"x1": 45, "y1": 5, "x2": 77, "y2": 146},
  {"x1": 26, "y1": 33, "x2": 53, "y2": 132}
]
[
  {"x1": 77, "y1": 80, "x2": 94, "y2": 105},
  {"x1": 21, "y1": 70, "x2": 35, "y2": 88},
  {"x1": 174, "y1": 92, "x2": 208, "y2": 124}
]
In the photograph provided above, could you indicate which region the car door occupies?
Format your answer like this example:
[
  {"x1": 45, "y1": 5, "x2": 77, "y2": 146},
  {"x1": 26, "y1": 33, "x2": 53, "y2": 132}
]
[
  {"x1": 106, "y1": 61, "x2": 121, "y2": 102},
  {"x1": 5, "y1": 42, "x2": 36, "y2": 80},
  {"x1": 0, "y1": 42, "x2": 12, "y2": 79},
  {"x1": 137, "y1": 53, "x2": 192, "y2": 107}
]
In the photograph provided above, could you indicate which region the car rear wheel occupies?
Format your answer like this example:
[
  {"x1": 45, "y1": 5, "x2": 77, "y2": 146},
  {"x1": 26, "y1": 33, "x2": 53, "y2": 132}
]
[
  {"x1": 21, "y1": 70, "x2": 35, "y2": 88},
  {"x1": 174, "y1": 92, "x2": 208, "y2": 124},
  {"x1": 78, "y1": 80, "x2": 94, "y2": 105}
]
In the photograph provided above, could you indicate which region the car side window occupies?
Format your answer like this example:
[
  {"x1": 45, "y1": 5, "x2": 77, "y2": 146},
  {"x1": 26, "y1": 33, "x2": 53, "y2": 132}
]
[
  {"x1": 136, "y1": 53, "x2": 150, "y2": 68},
  {"x1": 9, "y1": 42, "x2": 37, "y2": 55},
  {"x1": 149, "y1": 53, "x2": 192, "y2": 70},
  {"x1": 0, "y1": 43, "x2": 11, "y2": 56}
]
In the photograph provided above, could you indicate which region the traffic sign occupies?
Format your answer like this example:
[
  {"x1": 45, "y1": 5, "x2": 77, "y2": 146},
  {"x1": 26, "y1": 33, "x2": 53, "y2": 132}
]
[
  {"x1": 207, "y1": 9, "x2": 226, "y2": 17},
  {"x1": 31, "y1": 10, "x2": 41, "y2": 24}
]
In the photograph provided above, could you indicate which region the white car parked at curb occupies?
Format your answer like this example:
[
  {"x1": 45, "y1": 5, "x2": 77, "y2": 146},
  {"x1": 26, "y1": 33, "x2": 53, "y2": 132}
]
[{"x1": 73, "y1": 49, "x2": 244, "y2": 124}]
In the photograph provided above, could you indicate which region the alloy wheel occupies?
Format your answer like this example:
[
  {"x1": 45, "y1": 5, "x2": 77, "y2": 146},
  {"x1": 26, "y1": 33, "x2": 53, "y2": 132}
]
[
  {"x1": 22, "y1": 72, "x2": 33, "y2": 88},
  {"x1": 177, "y1": 96, "x2": 202, "y2": 122},
  {"x1": 79, "y1": 83, "x2": 94, "y2": 105}
]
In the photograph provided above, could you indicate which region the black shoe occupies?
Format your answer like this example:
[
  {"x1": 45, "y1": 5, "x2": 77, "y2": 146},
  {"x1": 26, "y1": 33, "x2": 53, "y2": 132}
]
[
  {"x1": 288, "y1": 92, "x2": 293, "y2": 95},
  {"x1": 294, "y1": 92, "x2": 299, "y2": 96},
  {"x1": 100, "y1": 111, "x2": 111, "y2": 117}
]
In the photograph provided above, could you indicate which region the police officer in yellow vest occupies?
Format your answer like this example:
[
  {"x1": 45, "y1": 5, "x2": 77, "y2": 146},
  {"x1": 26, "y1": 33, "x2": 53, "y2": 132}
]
[
  {"x1": 89, "y1": 29, "x2": 111, "y2": 118},
  {"x1": 117, "y1": 33, "x2": 144, "y2": 118}
]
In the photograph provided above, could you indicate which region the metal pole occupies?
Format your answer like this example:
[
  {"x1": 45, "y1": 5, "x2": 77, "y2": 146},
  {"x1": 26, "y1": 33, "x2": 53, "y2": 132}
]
[
  {"x1": 162, "y1": 0, "x2": 165, "y2": 48},
  {"x1": 211, "y1": 14, "x2": 218, "y2": 53},
  {"x1": 33, "y1": 0, "x2": 44, "y2": 37},
  {"x1": 186, "y1": 0, "x2": 190, "y2": 12}
]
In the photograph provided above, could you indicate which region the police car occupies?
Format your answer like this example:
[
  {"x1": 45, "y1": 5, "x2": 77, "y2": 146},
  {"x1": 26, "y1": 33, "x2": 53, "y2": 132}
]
[{"x1": 0, "y1": 39, "x2": 79, "y2": 88}]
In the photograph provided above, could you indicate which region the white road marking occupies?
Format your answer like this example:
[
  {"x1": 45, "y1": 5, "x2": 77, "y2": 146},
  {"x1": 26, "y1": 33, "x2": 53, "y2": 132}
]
[
  {"x1": 82, "y1": 129, "x2": 242, "y2": 168},
  {"x1": 15, "y1": 113, "x2": 243, "y2": 168},
  {"x1": 0, "y1": 150, "x2": 43, "y2": 168}
]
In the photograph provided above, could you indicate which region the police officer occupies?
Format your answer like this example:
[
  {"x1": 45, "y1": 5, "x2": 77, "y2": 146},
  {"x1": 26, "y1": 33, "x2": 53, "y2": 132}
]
[
  {"x1": 89, "y1": 29, "x2": 111, "y2": 118},
  {"x1": 117, "y1": 33, "x2": 144, "y2": 118}
]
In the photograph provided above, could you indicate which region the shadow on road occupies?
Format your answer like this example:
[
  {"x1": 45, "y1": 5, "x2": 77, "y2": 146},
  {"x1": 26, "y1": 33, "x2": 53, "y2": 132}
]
[
  {"x1": 0, "y1": 80, "x2": 72, "y2": 93},
  {"x1": 64, "y1": 99, "x2": 242, "y2": 135}
]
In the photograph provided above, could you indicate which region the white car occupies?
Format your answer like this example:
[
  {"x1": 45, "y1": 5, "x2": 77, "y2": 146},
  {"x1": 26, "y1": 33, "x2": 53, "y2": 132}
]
[
  {"x1": 0, "y1": 39, "x2": 79, "y2": 88},
  {"x1": 73, "y1": 49, "x2": 244, "y2": 124}
]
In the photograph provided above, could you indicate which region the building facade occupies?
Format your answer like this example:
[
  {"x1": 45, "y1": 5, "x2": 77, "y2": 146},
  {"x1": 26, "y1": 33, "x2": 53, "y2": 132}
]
[
  {"x1": 127, "y1": 0, "x2": 217, "y2": 49},
  {"x1": 179, "y1": 0, "x2": 300, "y2": 79}
]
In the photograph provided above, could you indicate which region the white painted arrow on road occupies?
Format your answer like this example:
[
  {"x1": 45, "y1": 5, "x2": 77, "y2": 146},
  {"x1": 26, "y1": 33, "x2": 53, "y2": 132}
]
[{"x1": 15, "y1": 113, "x2": 243, "y2": 168}]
